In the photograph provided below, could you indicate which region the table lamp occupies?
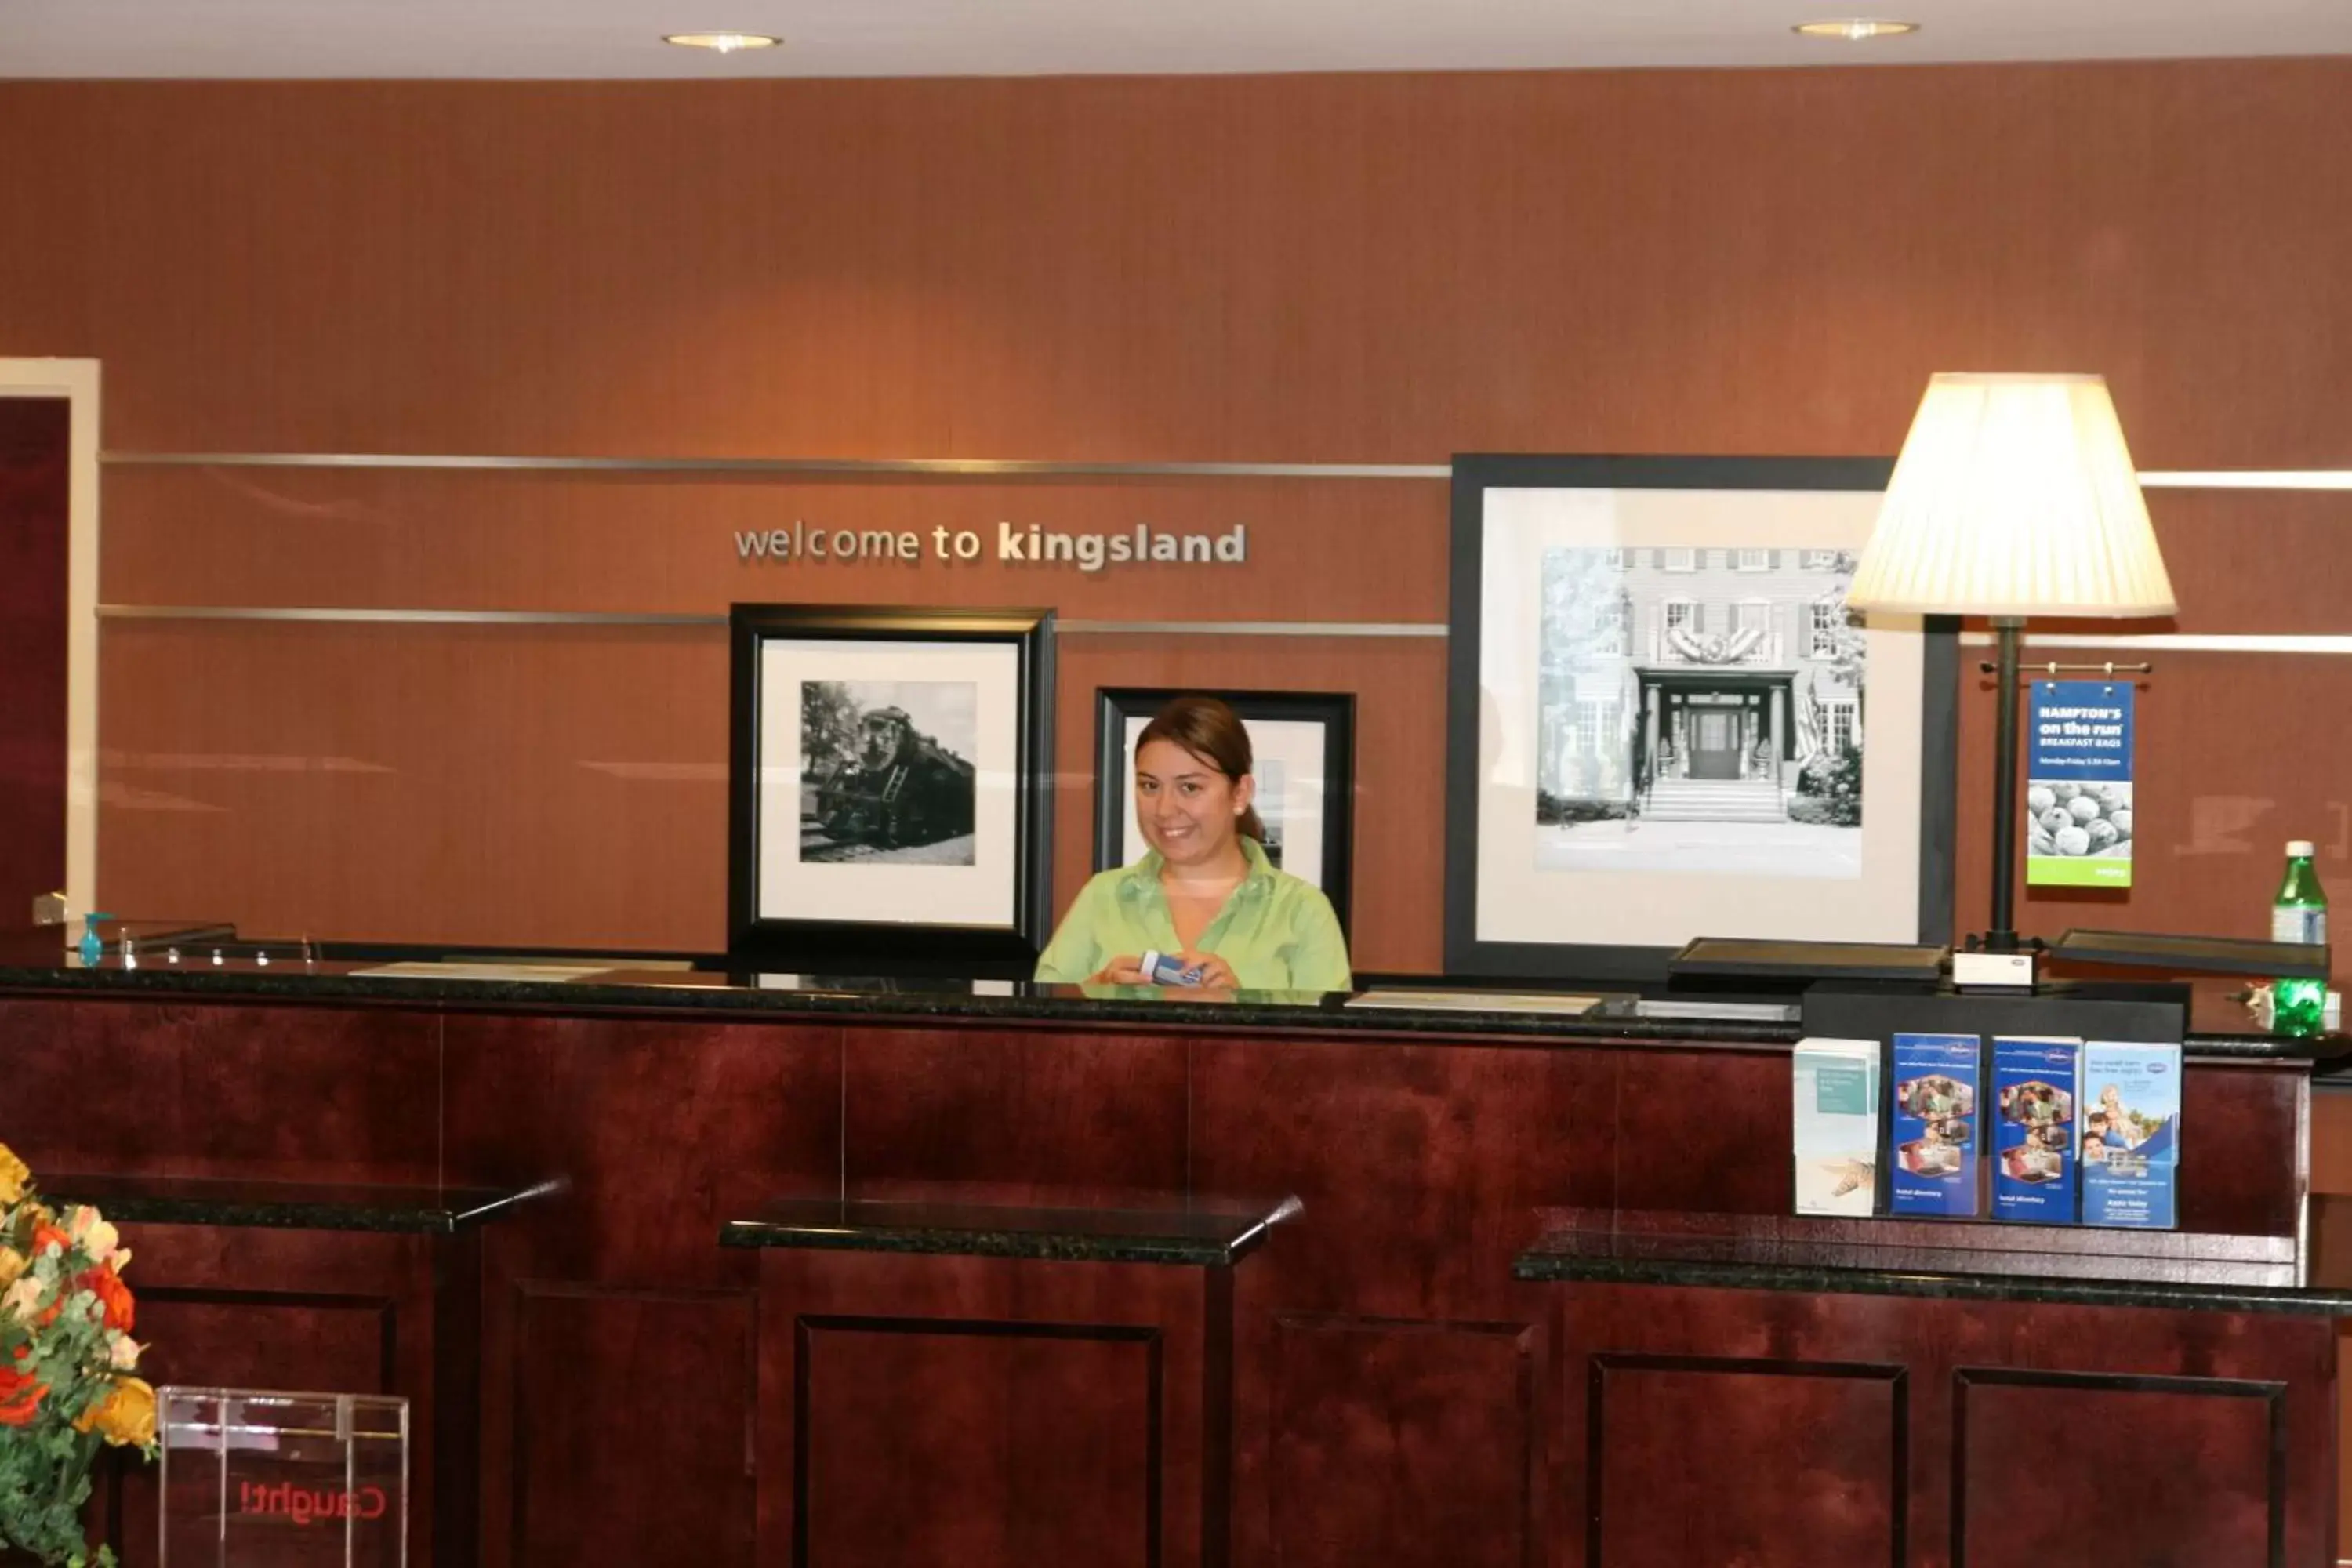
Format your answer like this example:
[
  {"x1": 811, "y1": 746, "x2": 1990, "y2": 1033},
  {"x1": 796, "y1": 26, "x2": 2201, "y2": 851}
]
[{"x1": 1846, "y1": 373, "x2": 2176, "y2": 986}]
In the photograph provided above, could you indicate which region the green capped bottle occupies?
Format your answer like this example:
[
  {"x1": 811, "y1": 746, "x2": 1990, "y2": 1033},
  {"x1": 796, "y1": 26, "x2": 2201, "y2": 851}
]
[{"x1": 2272, "y1": 840, "x2": 2328, "y2": 1036}]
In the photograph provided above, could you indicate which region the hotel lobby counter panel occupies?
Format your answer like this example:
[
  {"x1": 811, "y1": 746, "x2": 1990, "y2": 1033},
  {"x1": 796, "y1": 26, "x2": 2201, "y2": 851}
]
[{"x1": 0, "y1": 938, "x2": 2330, "y2": 1568}]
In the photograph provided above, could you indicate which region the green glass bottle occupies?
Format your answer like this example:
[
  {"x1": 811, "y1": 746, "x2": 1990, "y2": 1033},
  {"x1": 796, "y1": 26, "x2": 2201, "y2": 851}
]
[{"x1": 2271, "y1": 840, "x2": 2328, "y2": 1036}]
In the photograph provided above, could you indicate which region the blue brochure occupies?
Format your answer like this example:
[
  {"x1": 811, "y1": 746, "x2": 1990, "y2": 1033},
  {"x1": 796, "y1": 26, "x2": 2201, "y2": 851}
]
[
  {"x1": 1991, "y1": 1036, "x2": 2082, "y2": 1224},
  {"x1": 2081, "y1": 1041, "x2": 2182, "y2": 1229},
  {"x1": 1889, "y1": 1032, "x2": 1982, "y2": 1217}
]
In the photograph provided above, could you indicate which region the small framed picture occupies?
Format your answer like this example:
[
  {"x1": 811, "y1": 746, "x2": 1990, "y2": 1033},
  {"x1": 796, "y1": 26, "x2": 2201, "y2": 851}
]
[
  {"x1": 728, "y1": 604, "x2": 1055, "y2": 971},
  {"x1": 1092, "y1": 688, "x2": 1356, "y2": 939},
  {"x1": 1445, "y1": 455, "x2": 1958, "y2": 982}
]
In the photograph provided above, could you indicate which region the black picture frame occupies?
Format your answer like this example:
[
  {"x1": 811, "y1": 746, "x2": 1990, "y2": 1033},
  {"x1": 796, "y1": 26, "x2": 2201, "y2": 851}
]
[
  {"x1": 1443, "y1": 454, "x2": 1958, "y2": 983},
  {"x1": 728, "y1": 603, "x2": 1055, "y2": 976},
  {"x1": 1091, "y1": 688, "x2": 1356, "y2": 940}
]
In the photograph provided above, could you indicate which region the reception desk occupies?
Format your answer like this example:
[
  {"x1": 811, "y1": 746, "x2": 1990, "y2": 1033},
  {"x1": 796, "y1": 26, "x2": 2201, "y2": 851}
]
[{"x1": 1, "y1": 935, "x2": 2342, "y2": 1567}]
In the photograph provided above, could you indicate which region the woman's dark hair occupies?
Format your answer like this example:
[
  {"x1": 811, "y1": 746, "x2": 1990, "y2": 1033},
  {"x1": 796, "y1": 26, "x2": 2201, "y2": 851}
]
[{"x1": 1136, "y1": 695, "x2": 1265, "y2": 844}]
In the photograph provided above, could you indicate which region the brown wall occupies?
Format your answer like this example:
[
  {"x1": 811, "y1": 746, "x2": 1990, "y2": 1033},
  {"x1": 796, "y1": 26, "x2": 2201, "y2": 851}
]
[{"x1": 2, "y1": 64, "x2": 2349, "y2": 964}]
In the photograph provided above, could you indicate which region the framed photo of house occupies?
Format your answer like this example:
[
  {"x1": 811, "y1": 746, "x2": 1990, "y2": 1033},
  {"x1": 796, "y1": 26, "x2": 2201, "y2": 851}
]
[
  {"x1": 1444, "y1": 455, "x2": 1957, "y2": 982},
  {"x1": 728, "y1": 604, "x2": 1055, "y2": 973},
  {"x1": 1092, "y1": 688, "x2": 1356, "y2": 939}
]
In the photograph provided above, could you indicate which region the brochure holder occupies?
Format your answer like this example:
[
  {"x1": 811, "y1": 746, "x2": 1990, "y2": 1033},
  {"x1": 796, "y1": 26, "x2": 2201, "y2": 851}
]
[{"x1": 158, "y1": 1388, "x2": 408, "y2": 1567}]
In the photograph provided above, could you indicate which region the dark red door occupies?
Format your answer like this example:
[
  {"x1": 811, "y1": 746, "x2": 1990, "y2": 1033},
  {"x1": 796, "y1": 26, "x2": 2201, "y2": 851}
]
[{"x1": 0, "y1": 396, "x2": 71, "y2": 922}]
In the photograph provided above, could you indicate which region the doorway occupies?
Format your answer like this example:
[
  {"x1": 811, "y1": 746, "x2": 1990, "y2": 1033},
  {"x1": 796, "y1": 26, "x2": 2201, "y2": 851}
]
[
  {"x1": 1690, "y1": 710, "x2": 1741, "y2": 779},
  {"x1": 0, "y1": 359, "x2": 100, "y2": 921}
]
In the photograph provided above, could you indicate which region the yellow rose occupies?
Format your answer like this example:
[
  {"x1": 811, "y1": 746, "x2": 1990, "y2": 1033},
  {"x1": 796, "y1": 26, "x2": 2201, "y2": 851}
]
[
  {"x1": 0, "y1": 1145, "x2": 27, "y2": 1208},
  {"x1": 0, "y1": 1247, "x2": 23, "y2": 1290},
  {"x1": 76, "y1": 1376, "x2": 157, "y2": 1448}
]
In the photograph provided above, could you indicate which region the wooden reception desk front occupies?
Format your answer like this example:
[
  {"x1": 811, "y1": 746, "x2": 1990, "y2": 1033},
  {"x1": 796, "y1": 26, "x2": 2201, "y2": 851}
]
[{"x1": 2, "y1": 940, "x2": 2342, "y2": 1568}]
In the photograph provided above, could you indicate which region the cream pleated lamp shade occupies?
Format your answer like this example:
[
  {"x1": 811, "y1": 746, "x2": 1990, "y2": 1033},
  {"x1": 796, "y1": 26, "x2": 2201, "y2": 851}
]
[{"x1": 1846, "y1": 373, "x2": 2177, "y2": 618}]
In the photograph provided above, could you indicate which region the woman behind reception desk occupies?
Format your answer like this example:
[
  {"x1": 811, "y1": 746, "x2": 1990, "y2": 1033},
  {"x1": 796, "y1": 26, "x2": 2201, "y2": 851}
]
[{"x1": 1035, "y1": 695, "x2": 1352, "y2": 992}]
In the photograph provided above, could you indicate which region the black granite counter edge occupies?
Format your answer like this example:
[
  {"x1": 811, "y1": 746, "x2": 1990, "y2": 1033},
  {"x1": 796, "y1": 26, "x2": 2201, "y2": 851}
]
[
  {"x1": 1510, "y1": 1251, "x2": 2352, "y2": 1316},
  {"x1": 719, "y1": 1219, "x2": 1266, "y2": 1267},
  {"x1": 42, "y1": 1181, "x2": 554, "y2": 1235},
  {"x1": 2, "y1": 962, "x2": 2341, "y2": 1062},
  {"x1": 0, "y1": 962, "x2": 1794, "y2": 1046}
]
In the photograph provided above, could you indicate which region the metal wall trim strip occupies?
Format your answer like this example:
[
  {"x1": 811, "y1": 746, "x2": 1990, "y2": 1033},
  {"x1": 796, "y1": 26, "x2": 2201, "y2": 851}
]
[
  {"x1": 96, "y1": 604, "x2": 1450, "y2": 637},
  {"x1": 1057, "y1": 619, "x2": 1446, "y2": 637},
  {"x1": 100, "y1": 451, "x2": 1454, "y2": 481},
  {"x1": 1956, "y1": 631, "x2": 2352, "y2": 655},
  {"x1": 2137, "y1": 472, "x2": 2352, "y2": 492},
  {"x1": 97, "y1": 612, "x2": 2352, "y2": 649},
  {"x1": 97, "y1": 451, "x2": 2352, "y2": 490},
  {"x1": 96, "y1": 605, "x2": 728, "y2": 626}
]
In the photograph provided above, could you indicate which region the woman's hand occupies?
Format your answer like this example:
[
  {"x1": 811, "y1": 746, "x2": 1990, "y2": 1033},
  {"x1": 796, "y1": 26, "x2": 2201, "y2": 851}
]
[
  {"x1": 1091, "y1": 956, "x2": 1150, "y2": 985},
  {"x1": 1177, "y1": 953, "x2": 1240, "y2": 990}
]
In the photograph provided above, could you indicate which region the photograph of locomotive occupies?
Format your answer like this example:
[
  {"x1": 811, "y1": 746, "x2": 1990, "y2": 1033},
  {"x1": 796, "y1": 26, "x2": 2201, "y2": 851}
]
[{"x1": 800, "y1": 680, "x2": 980, "y2": 865}]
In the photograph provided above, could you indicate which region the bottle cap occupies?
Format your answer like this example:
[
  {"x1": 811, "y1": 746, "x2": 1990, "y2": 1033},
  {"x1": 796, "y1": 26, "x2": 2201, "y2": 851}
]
[{"x1": 2288, "y1": 840, "x2": 2317, "y2": 858}]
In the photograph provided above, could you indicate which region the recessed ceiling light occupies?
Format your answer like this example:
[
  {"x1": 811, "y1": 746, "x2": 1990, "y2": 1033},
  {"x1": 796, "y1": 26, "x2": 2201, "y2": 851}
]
[
  {"x1": 663, "y1": 32, "x2": 781, "y2": 53},
  {"x1": 1792, "y1": 18, "x2": 1921, "y2": 41}
]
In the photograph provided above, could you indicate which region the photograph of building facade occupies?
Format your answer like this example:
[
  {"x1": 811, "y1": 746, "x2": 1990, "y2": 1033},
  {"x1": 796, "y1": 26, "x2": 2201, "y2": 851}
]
[{"x1": 1536, "y1": 544, "x2": 1867, "y2": 877}]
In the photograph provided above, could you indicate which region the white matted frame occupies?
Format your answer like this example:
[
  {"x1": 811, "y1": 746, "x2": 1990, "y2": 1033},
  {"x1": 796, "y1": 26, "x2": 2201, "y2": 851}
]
[
  {"x1": 0, "y1": 358, "x2": 100, "y2": 920},
  {"x1": 1444, "y1": 455, "x2": 1957, "y2": 982},
  {"x1": 728, "y1": 604, "x2": 1054, "y2": 974},
  {"x1": 1091, "y1": 688, "x2": 1356, "y2": 941}
]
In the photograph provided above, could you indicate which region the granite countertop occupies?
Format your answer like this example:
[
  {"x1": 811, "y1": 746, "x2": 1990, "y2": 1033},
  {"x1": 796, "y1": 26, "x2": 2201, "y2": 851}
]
[
  {"x1": 40, "y1": 1173, "x2": 561, "y2": 1234},
  {"x1": 721, "y1": 1192, "x2": 1301, "y2": 1266},
  {"x1": 1514, "y1": 1211, "x2": 2352, "y2": 1316},
  {"x1": 1, "y1": 929, "x2": 2341, "y2": 1062}
]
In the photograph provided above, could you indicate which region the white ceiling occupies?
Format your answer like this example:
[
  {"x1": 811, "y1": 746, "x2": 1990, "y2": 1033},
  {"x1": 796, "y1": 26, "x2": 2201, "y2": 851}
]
[{"x1": 2, "y1": 0, "x2": 2349, "y2": 80}]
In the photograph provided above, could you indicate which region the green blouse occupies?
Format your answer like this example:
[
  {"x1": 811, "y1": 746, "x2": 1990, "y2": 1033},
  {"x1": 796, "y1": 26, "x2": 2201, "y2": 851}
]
[{"x1": 1033, "y1": 839, "x2": 1353, "y2": 993}]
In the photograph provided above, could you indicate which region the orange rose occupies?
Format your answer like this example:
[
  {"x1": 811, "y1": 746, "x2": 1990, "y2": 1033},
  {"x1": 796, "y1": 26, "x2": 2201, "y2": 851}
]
[
  {"x1": 0, "y1": 1361, "x2": 45, "y2": 1426},
  {"x1": 31, "y1": 1219, "x2": 70, "y2": 1257},
  {"x1": 85, "y1": 1265, "x2": 134, "y2": 1333}
]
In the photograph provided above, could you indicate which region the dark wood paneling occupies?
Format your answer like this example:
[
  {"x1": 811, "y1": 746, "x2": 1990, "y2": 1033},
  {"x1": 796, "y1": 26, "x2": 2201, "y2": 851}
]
[
  {"x1": 440, "y1": 1014, "x2": 839, "y2": 1568},
  {"x1": 1953, "y1": 1369, "x2": 2278, "y2": 1567},
  {"x1": 85, "y1": 1224, "x2": 437, "y2": 1568},
  {"x1": 2174, "y1": 1064, "x2": 2303, "y2": 1239},
  {"x1": 9, "y1": 996, "x2": 2333, "y2": 1566},
  {"x1": 799, "y1": 1318, "x2": 1157, "y2": 1568},
  {"x1": 0, "y1": 998, "x2": 440, "y2": 1183},
  {"x1": 757, "y1": 1249, "x2": 1215, "y2": 1568},
  {"x1": 1190, "y1": 1038, "x2": 1605, "y2": 1567},
  {"x1": 1612, "y1": 1048, "x2": 1791, "y2": 1217},
  {"x1": 1588, "y1": 1355, "x2": 1903, "y2": 1568},
  {"x1": 441, "y1": 1014, "x2": 842, "y2": 1281},
  {"x1": 509, "y1": 1285, "x2": 757, "y2": 1568},
  {"x1": 0, "y1": 394, "x2": 69, "y2": 925},
  {"x1": 1555, "y1": 1279, "x2": 2339, "y2": 1568},
  {"x1": 1189, "y1": 1037, "x2": 1616, "y2": 1316},
  {"x1": 842, "y1": 1027, "x2": 1189, "y2": 1206},
  {"x1": 1268, "y1": 1316, "x2": 1538, "y2": 1568}
]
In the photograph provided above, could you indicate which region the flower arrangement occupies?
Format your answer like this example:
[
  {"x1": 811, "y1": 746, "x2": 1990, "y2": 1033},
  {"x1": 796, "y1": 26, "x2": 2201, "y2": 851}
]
[{"x1": 0, "y1": 1144, "x2": 156, "y2": 1567}]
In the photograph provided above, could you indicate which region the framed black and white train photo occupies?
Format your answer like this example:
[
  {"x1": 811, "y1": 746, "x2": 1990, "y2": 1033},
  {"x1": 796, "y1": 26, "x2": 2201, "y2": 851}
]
[
  {"x1": 728, "y1": 604, "x2": 1054, "y2": 971},
  {"x1": 1092, "y1": 688, "x2": 1356, "y2": 940},
  {"x1": 1444, "y1": 455, "x2": 1957, "y2": 982}
]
